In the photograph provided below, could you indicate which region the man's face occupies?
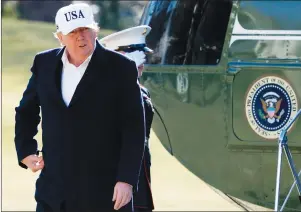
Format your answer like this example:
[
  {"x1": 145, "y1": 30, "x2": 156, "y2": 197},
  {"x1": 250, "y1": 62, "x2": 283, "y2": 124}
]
[{"x1": 58, "y1": 27, "x2": 97, "y2": 58}]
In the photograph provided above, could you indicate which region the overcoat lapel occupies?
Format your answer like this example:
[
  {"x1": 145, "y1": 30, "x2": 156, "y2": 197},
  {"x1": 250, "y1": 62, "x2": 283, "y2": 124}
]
[
  {"x1": 48, "y1": 46, "x2": 68, "y2": 108},
  {"x1": 68, "y1": 41, "x2": 106, "y2": 107},
  {"x1": 48, "y1": 41, "x2": 107, "y2": 108}
]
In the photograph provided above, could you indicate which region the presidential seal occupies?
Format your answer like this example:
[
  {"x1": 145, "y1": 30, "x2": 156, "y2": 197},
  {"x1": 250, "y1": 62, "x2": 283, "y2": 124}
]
[{"x1": 245, "y1": 76, "x2": 298, "y2": 139}]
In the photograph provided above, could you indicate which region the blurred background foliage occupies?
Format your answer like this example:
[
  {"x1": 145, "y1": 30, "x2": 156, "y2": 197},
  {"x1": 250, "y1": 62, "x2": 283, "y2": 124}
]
[{"x1": 2, "y1": 0, "x2": 147, "y2": 30}]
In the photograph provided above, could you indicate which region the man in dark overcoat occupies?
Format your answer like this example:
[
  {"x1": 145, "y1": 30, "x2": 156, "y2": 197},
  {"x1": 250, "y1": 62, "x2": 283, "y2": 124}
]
[{"x1": 14, "y1": 3, "x2": 145, "y2": 212}]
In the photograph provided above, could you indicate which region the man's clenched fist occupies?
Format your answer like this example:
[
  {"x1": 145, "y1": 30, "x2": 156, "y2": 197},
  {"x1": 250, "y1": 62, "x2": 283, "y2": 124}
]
[{"x1": 21, "y1": 154, "x2": 44, "y2": 172}]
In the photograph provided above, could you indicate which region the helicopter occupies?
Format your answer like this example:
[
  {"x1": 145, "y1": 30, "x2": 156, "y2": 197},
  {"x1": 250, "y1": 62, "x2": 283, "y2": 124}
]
[{"x1": 138, "y1": 0, "x2": 301, "y2": 210}]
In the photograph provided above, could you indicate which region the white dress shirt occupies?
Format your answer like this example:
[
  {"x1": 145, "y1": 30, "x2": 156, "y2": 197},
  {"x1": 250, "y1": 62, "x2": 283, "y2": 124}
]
[{"x1": 61, "y1": 45, "x2": 95, "y2": 106}]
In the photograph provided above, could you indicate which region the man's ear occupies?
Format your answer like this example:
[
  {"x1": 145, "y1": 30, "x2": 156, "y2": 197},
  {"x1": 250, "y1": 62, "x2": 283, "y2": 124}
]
[
  {"x1": 93, "y1": 30, "x2": 98, "y2": 40},
  {"x1": 57, "y1": 33, "x2": 65, "y2": 46}
]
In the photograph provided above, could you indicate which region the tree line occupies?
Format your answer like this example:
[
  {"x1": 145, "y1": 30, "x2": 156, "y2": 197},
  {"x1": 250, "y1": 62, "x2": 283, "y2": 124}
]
[{"x1": 2, "y1": 1, "x2": 147, "y2": 31}]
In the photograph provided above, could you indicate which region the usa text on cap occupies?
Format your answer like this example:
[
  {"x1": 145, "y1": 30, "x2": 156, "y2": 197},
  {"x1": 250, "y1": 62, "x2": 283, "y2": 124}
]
[{"x1": 55, "y1": 3, "x2": 98, "y2": 35}]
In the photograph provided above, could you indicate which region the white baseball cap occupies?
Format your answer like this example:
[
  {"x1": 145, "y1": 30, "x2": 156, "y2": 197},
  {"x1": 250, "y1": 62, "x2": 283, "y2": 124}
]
[
  {"x1": 55, "y1": 3, "x2": 98, "y2": 35},
  {"x1": 99, "y1": 25, "x2": 153, "y2": 53}
]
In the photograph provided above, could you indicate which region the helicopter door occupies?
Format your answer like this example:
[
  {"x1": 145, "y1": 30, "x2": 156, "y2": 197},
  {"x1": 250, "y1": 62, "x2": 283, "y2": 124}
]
[
  {"x1": 229, "y1": 1, "x2": 301, "y2": 144},
  {"x1": 231, "y1": 66, "x2": 300, "y2": 143}
]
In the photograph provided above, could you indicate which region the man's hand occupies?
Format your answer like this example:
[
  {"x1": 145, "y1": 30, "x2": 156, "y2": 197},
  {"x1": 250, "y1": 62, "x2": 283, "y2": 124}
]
[
  {"x1": 112, "y1": 182, "x2": 133, "y2": 210},
  {"x1": 21, "y1": 154, "x2": 44, "y2": 172}
]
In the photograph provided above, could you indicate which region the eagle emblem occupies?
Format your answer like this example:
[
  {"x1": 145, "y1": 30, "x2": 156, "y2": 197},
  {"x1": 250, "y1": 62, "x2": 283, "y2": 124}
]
[
  {"x1": 259, "y1": 92, "x2": 285, "y2": 124},
  {"x1": 245, "y1": 76, "x2": 298, "y2": 139}
]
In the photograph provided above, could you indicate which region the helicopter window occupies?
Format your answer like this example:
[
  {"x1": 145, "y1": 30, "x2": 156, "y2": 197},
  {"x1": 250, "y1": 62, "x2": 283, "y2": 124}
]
[
  {"x1": 141, "y1": 0, "x2": 232, "y2": 65},
  {"x1": 238, "y1": 1, "x2": 301, "y2": 30}
]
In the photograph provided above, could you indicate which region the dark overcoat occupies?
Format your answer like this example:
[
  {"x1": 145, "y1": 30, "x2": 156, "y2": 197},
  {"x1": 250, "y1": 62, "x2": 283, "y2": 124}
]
[
  {"x1": 14, "y1": 40, "x2": 146, "y2": 212},
  {"x1": 134, "y1": 85, "x2": 154, "y2": 210}
]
